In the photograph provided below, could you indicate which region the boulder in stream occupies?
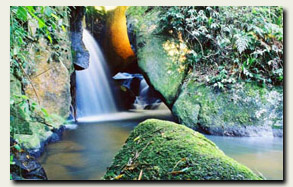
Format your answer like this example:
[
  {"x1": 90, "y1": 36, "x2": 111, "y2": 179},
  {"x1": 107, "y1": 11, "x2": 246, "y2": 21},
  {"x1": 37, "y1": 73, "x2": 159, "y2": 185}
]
[{"x1": 103, "y1": 119, "x2": 262, "y2": 180}]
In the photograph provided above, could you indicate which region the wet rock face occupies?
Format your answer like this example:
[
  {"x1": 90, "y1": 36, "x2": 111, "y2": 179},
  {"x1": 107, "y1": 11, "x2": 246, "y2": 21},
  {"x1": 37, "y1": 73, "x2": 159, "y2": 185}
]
[
  {"x1": 103, "y1": 119, "x2": 262, "y2": 180},
  {"x1": 103, "y1": 6, "x2": 136, "y2": 74},
  {"x1": 126, "y1": 16, "x2": 137, "y2": 54},
  {"x1": 24, "y1": 8, "x2": 74, "y2": 118},
  {"x1": 10, "y1": 138, "x2": 47, "y2": 180},
  {"x1": 24, "y1": 37, "x2": 72, "y2": 118},
  {"x1": 171, "y1": 78, "x2": 284, "y2": 136},
  {"x1": 172, "y1": 79, "x2": 283, "y2": 137},
  {"x1": 11, "y1": 70, "x2": 66, "y2": 155},
  {"x1": 69, "y1": 6, "x2": 90, "y2": 70},
  {"x1": 131, "y1": 8, "x2": 283, "y2": 137},
  {"x1": 10, "y1": 11, "x2": 72, "y2": 153}
]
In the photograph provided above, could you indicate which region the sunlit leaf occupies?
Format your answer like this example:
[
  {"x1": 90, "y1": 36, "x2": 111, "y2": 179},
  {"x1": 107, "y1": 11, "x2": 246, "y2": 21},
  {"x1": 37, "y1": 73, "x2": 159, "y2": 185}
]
[
  {"x1": 51, "y1": 13, "x2": 59, "y2": 20},
  {"x1": 41, "y1": 108, "x2": 49, "y2": 117},
  {"x1": 61, "y1": 25, "x2": 66, "y2": 32},
  {"x1": 16, "y1": 7, "x2": 27, "y2": 22}
]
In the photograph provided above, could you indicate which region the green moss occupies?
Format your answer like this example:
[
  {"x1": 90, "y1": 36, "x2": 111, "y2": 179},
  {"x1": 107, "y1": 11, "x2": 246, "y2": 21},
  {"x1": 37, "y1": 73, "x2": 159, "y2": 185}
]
[
  {"x1": 235, "y1": 113, "x2": 250, "y2": 124},
  {"x1": 244, "y1": 83, "x2": 269, "y2": 104},
  {"x1": 103, "y1": 119, "x2": 262, "y2": 180},
  {"x1": 137, "y1": 35, "x2": 186, "y2": 106},
  {"x1": 14, "y1": 133, "x2": 43, "y2": 150},
  {"x1": 135, "y1": 9, "x2": 188, "y2": 106},
  {"x1": 172, "y1": 92, "x2": 200, "y2": 129},
  {"x1": 10, "y1": 104, "x2": 32, "y2": 135},
  {"x1": 171, "y1": 77, "x2": 283, "y2": 136}
]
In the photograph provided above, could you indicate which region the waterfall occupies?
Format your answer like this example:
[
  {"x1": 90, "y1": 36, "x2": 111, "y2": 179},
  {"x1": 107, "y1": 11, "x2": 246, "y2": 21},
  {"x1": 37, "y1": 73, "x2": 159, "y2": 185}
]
[
  {"x1": 75, "y1": 30, "x2": 117, "y2": 119},
  {"x1": 133, "y1": 79, "x2": 161, "y2": 110}
]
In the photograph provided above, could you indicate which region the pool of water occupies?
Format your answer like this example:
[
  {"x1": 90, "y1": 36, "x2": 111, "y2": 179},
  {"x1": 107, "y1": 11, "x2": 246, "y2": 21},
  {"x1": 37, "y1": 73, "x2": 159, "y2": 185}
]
[
  {"x1": 206, "y1": 135, "x2": 283, "y2": 180},
  {"x1": 38, "y1": 111, "x2": 283, "y2": 180}
]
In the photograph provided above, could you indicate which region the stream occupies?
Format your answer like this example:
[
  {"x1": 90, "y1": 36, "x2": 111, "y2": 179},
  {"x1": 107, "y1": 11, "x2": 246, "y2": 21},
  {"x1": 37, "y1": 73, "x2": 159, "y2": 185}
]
[
  {"x1": 38, "y1": 28, "x2": 283, "y2": 181},
  {"x1": 38, "y1": 109, "x2": 283, "y2": 180}
]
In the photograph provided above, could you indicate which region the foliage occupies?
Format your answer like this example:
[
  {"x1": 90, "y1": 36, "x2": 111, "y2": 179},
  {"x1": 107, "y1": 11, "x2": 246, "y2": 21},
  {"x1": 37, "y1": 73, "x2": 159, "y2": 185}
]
[
  {"x1": 158, "y1": 6, "x2": 283, "y2": 87},
  {"x1": 10, "y1": 94, "x2": 56, "y2": 138},
  {"x1": 10, "y1": 6, "x2": 70, "y2": 143},
  {"x1": 208, "y1": 66, "x2": 236, "y2": 90},
  {"x1": 10, "y1": 6, "x2": 70, "y2": 79}
]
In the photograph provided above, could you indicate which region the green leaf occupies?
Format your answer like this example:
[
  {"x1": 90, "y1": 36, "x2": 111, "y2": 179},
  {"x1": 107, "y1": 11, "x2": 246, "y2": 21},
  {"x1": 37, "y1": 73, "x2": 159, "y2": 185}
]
[
  {"x1": 10, "y1": 98, "x2": 15, "y2": 105},
  {"x1": 16, "y1": 7, "x2": 27, "y2": 22},
  {"x1": 27, "y1": 8, "x2": 46, "y2": 28},
  {"x1": 21, "y1": 95, "x2": 29, "y2": 100},
  {"x1": 26, "y1": 6, "x2": 35, "y2": 13},
  {"x1": 61, "y1": 25, "x2": 66, "y2": 32},
  {"x1": 10, "y1": 155, "x2": 15, "y2": 165},
  {"x1": 51, "y1": 13, "x2": 59, "y2": 20},
  {"x1": 47, "y1": 34, "x2": 52, "y2": 44},
  {"x1": 41, "y1": 108, "x2": 49, "y2": 117},
  {"x1": 208, "y1": 17, "x2": 213, "y2": 25},
  {"x1": 235, "y1": 34, "x2": 249, "y2": 54},
  {"x1": 31, "y1": 102, "x2": 38, "y2": 111}
]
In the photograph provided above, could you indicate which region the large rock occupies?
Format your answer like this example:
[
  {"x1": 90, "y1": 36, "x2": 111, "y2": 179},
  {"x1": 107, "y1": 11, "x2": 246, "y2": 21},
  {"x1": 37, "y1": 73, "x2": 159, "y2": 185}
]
[
  {"x1": 103, "y1": 119, "x2": 262, "y2": 180},
  {"x1": 131, "y1": 8, "x2": 283, "y2": 137},
  {"x1": 137, "y1": 35, "x2": 188, "y2": 106},
  {"x1": 24, "y1": 37, "x2": 73, "y2": 118},
  {"x1": 135, "y1": 10, "x2": 189, "y2": 106},
  {"x1": 103, "y1": 6, "x2": 136, "y2": 74},
  {"x1": 11, "y1": 73, "x2": 65, "y2": 156},
  {"x1": 172, "y1": 77, "x2": 283, "y2": 137},
  {"x1": 10, "y1": 10, "x2": 73, "y2": 154}
]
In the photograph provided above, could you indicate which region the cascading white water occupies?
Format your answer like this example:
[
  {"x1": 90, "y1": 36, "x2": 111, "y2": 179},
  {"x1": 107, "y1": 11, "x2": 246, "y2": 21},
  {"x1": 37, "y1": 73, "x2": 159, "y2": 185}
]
[
  {"x1": 133, "y1": 79, "x2": 161, "y2": 110},
  {"x1": 133, "y1": 79, "x2": 149, "y2": 109},
  {"x1": 76, "y1": 30, "x2": 117, "y2": 119}
]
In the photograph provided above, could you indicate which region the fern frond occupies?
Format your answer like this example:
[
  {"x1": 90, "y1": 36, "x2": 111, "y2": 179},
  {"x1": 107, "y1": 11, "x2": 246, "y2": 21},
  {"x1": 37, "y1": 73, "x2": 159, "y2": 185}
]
[{"x1": 235, "y1": 34, "x2": 249, "y2": 54}]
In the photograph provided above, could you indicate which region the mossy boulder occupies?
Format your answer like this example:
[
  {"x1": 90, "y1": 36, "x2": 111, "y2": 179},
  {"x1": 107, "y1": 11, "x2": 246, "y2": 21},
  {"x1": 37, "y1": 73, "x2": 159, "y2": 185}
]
[
  {"x1": 135, "y1": 10, "x2": 188, "y2": 106},
  {"x1": 130, "y1": 8, "x2": 283, "y2": 137},
  {"x1": 103, "y1": 119, "x2": 262, "y2": 180},
  {"x1": 172, "y1": 76, "x2": 283, "y2": 136},
  {"x1": 13, "y1": 114, "x2": 65, "y2": 157}
]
